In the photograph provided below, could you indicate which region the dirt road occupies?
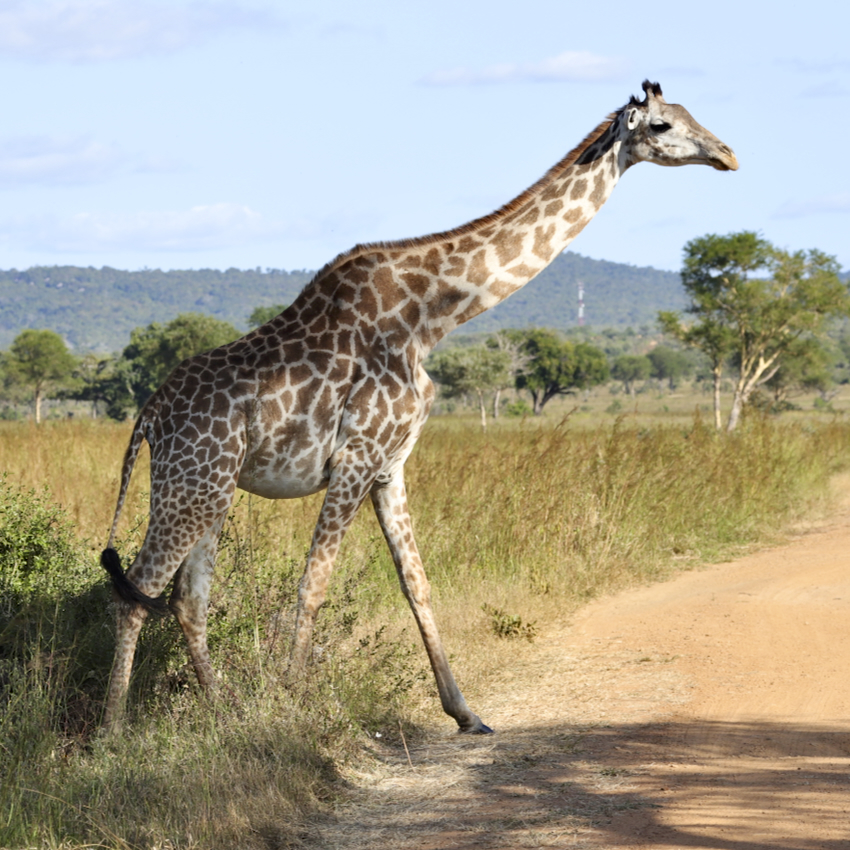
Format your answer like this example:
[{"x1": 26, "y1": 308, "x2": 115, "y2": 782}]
[{"x1": 307, "y1": 501, "x2": 850, "y2": 849}]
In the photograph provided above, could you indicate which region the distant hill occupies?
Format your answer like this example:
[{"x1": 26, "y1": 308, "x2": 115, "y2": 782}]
[
  {"x1": 0, "y1": 253, "x2": 687, "y2": 352},
  {"x1": 462, "y1": 252, "x2": 685, "y2": 335},
  {"x1": 0, "y1": 266, "x2": 313, "y2": 352}
]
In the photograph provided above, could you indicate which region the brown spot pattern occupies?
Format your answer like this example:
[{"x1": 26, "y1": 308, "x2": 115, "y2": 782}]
[{"x1": 100, "y1": 95, "x2": 657, "y2": 738}]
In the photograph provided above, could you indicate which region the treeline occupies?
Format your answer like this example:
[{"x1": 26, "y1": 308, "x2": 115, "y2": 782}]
[
  {"x1": 2, "y1": 313, "x2": 848, "y2": 429},
  {"x1": 0, "y1": 265, "x2": 312, "y2": 352},
  {"x1": 0, "y1": 306, "x2": 284, "y2": 423},
  {"x1": 437, "y1": 233, "x2": 850, "y2": 431},
  {"x1": 0, "y1": 253, "x2": 687, "y2": 352},
  {"x1": 1, "y1": 232, "x2": 848, "y2": 430}
]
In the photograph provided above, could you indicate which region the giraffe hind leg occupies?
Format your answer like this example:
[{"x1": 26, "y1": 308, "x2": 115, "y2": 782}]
[
  {"x1": 168, "y1": 517, "x2": 228, "y2": 693},
  {"x1": 102, "y1": 507, "x2": 231, "y2": 730},
  {"x1": 101, "y1": 548, "x2": 170, "y2": 615}
]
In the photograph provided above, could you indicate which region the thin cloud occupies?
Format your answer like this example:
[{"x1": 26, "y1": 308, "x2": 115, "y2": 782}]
[
  {"x1": 0, "y1": 0, "x2": 279, "y2": 63},
  {"x1": 0, "y1": 203, "x2": 340, "y2": 254},
  {"x1": 0, "y1": 135, "x2": 129, "y2": 186},
  {"x1": 0, "y1": 203, "x2": 378, "y2": 256},
  {"x1": 49, "y1": 204, "x2": 282, "y2": 251},
  {"x1": 420, "y1": 50, "x2": 631, "y2": 86},
  {"x1": 774, "y1": 194, "x2": 850, "y2": 218},
  {"x1": 800, "y1": 80, "x2": 850, "y2": 98},
  {"x1": 0, "y1": 134, "x2": 181, "y2": 186},
  {"x1": 777, "y1": 57, "x2": 850, "y2": 74}
]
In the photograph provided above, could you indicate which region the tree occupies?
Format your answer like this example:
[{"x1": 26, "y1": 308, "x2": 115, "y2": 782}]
[
  {"x1": 428, "y1": 345, "x2": 511, "y2": 429},
  {"x1": 512, "y1": 329, "x2": 609, "y2": 415},
  {"x1": 659, "y1": 311, "x2": 733, "y2": 429},
  {"x1": 66, "y1": 353, "x2": 137, "y2": 421},
  {"x1": 610, "y1": 354, "x2": 651, "y2": 397},
  {"x1": 3, "y1": 329, "x2": 76, "y2": 423},
  {"x1": 646, "y1": 345, "x2": 694, "y2": 390},
  {"x1": 661, "y1": 232, "x2": 850, "y2": 431},
  {"x1": 248, "y1": 304, "x2": 287, "y2": 327},
  {"x1": 120, "y1": 313, "x2": 241, "y2": 410},
  {"x1": 66, "y1": 352, "x2": 109, "y2": 418},
  {"x1": 485, "y1": 331, "x2": 534, "y2": 418},
  {"x1": 761, "y1": 337, "x2": 835, "y2": 406}
]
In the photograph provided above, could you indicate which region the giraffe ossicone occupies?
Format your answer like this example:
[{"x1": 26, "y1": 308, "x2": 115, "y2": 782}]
[{"x1": 101, "y1": 81, "x2": 737, "y2": 734}]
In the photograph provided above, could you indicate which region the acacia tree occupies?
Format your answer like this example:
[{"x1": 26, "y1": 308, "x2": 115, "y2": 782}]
[
  {"x1": 660, "y1": 232, "x2": 849, "y2": 431},
  {"x1": 485, "y1": 331, "x2": 533, "y2": 418},
  {"x1": 646, "y1": 345, "x2": 694, "y2": 391},
  {"x1": 761, "y1": 336, "x2": 835, "y2": 406},
  {"x1": 512, "y1": 329, "x2": 608, "y2": 415},
  {"x1": 4, "y1": 329, "x2": 76, "y2": 423},
  {"x1": 428, "y1": 345, "x2": 511, "y2": 430},
  {"x1": 66, "y1": 352, "x2": 135, "y2": 420},
  {"x1": 610, "y1": 354, "x2": 651, "y2": 397},
  {"x1": 659, "y1": 313, "x2": 733, "y2": 429}
]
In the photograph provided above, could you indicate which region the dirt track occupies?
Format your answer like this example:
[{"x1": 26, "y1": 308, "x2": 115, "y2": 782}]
[{"x1": 307, "y1": 495, "x2": 850, "y2": 849}]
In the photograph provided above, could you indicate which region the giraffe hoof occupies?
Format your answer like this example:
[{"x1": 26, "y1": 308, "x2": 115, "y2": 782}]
[{"x1": 459, "y1": 719, "x2": 494, "y2": 735}]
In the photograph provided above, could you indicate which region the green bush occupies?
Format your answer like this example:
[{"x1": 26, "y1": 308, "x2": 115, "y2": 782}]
[
  {"x1": 0, "y1": 480, "x2": 112, "y2": 734},
  {"x1": 504, "y1": 398, "x2": 533, "y2": 417},
  {"x1": 0, "y1": 477, "x2": 87, "y2": 608}
]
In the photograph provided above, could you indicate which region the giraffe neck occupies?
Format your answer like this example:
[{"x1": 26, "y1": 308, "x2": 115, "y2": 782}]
[
  {"x1": 294, "y1": 111, "x2": 630, "y2": 356},
  {"x1": 417, "y1": 113, "x2": 626, "y2": 347}
]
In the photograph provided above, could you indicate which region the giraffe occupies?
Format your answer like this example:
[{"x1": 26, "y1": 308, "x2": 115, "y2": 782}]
[{"x1": 101, "y1": 81, "x2": 737, "y2": 734}]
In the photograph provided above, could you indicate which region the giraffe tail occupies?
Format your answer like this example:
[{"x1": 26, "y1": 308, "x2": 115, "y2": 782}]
[
  {"x1": 101, "y1": 548, "x2": 170, "y2": 615},
  {"x1": 102, "y1": 403, "x2": 169, "y2": 616}
]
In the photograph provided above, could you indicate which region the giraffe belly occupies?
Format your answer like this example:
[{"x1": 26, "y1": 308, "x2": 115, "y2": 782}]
[{"x1": 236, "y1": 465, "x2": 329, "y2": 500}]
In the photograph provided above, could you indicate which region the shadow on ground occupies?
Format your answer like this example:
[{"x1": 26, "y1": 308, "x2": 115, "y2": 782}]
[{"x1": 305, "y1": 718, "x2": 850, "y2": 850}]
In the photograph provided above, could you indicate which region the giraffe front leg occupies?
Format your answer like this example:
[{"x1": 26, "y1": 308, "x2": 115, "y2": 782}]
[
  {"x1": 289, "y1": 467, "x2": 375, "y2": 674},
  {"x1": 371, "y1": 474, "x2": 492, "y2": 734}
]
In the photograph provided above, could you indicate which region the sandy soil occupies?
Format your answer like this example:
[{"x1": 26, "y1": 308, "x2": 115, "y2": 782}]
[{"x1": 305, "y1": 495, "x2": 850, "y2": 849}]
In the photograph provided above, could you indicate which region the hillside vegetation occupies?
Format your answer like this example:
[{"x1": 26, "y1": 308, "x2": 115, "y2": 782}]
[{"x1": 0, "y1": 253, "x2": 684, "y2": 352}]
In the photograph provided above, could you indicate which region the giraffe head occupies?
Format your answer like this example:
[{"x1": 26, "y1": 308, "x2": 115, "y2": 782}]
[{"x1": 622, "y1": 80, "x2": 738, "y2": 172}]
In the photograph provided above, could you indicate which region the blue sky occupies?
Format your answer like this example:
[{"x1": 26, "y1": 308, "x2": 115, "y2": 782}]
[{"x1": 0, "y1": 0, "x2": 847, "y2": 274}]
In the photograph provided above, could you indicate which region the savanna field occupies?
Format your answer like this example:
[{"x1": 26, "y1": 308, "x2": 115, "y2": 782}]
[{"x1": 2, "y1": 395, "x2": 849, "y2": 849}]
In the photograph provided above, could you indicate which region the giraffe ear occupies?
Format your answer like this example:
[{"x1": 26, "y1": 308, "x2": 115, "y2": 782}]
[{"x1": 626, "y1": 107, "x2": 641, "y2": 130}]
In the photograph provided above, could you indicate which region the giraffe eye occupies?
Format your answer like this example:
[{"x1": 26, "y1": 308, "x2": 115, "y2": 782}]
[{"x1": 651, "y1": 122, "x2": 672, "y2": 134}]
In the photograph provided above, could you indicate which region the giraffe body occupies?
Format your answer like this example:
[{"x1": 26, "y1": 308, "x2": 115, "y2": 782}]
[{"x1": 102, "y1": 82, "x2": 737, "y2": 732}]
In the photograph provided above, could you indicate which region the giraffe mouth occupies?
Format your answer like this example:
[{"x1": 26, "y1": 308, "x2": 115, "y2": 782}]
[{"x1": 710, "y1": 147, "x2": 739, "y2": 172}]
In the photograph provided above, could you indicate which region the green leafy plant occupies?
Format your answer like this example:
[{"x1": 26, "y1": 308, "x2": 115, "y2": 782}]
[{"x1": 481, "y1": 603, "x2": 538, "y2": 642}]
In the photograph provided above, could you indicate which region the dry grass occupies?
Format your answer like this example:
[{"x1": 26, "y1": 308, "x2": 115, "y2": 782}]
[{"x1": 2, "y1": 402, "x2": 849, "y2": 848}]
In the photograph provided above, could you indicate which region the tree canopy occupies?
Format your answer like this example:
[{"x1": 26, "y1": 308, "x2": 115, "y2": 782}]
[
  {"x1": 610, "y1": 354, "x2": 651, "y2": 397},
  {"x1": 660, "y1": 232, "x2": 850, "y2": 430},
  {"x1": 511, "y1": 329, "x2": 609, "y2": 414},
  {"x1": 428, "y1": 345, "x2": 512, "y2": 429},
  {"x1": 646, "y1": 345, "x2": 694, "y2": 390},
  {"x1": 3, "y1": 329, "x2": 76, "y2": 423},
  {"x1": 248, "y1": 304, "x2": 287, "y2": 327}
]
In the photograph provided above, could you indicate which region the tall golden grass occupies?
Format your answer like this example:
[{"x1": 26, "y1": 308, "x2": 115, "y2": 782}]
[{"x1": 1, "y1": 411, "x2": 848, "y2": 848}]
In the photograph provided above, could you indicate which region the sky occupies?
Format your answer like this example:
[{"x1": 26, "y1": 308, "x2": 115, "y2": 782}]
[{"x1": 0, "y1": 0, "x2": 848, "y2": 275}]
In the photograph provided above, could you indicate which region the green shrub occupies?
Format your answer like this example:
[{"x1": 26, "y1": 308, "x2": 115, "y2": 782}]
[
  {"x1": 0, "y1": 480, "x2": 113, "y2": 729},
  {"x1": 504, "y1": 398, "x2": 533, "y2": 417}
]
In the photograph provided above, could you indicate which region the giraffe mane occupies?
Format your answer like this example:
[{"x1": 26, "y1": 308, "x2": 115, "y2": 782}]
[{"x1": 310, "y1": 106, "x2": 627, "y2": 283}]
